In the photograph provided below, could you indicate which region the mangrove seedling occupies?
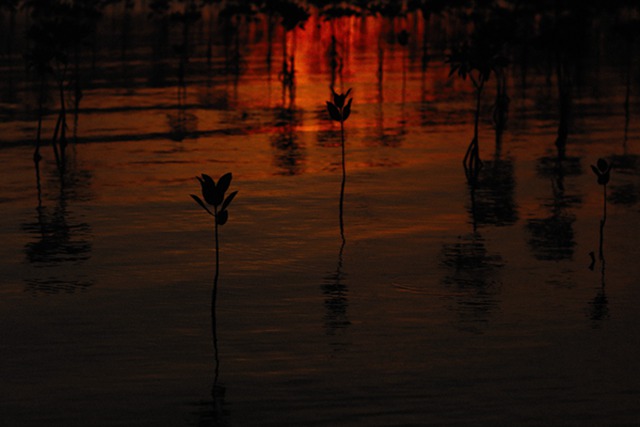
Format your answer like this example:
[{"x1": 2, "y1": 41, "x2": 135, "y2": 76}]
[
  {"x1": 591, "y1": 158, "x2": 611, "y2": 261},
  {"x1": 191, "y1": 172, "x2": 237, "y2": 390},
  {"x1": 591, "y1": 158, "x2": 611, "y2": 219},
  {"x1": 191, "y1": 173, "x2": 238, "y2": 310},
  {"x1": 326, "y1": 88, "x2": 353, "y2": 241}
]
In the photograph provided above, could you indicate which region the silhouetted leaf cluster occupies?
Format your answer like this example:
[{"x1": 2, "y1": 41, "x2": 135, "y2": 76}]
[
  {"x1": 326, "y1": 88, "x2": 352, "y2": 122},
  {"x1": 591, "y1": 158, "x2": 611, "y2": 186},
  {"x1": 192, "y1": 173, "x2": 238, "y2": 226}
]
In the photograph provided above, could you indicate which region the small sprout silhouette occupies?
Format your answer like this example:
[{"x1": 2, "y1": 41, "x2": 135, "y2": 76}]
[
  {"x1": 326, "y1": 88, "x2": 353, "y2": 123},
  {"x1": 191, "y1": 173, "x2": 238, "y2": 226},
  {"x1": 591, "y1": 158, "x2": 611, "y2": 186},
  {"x1": 326, "y1": 88, "x2": 353, "y2": 242}
]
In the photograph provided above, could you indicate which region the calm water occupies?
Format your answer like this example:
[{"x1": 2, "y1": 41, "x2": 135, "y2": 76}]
[{"x1": 1, "y1": 7, "x2": 640, "y2": 426}]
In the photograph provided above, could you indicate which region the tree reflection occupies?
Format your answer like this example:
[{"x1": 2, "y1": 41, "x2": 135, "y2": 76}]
[
  {"x1": 191, "y1": 384, "x2": 228, "y2": 427},
  {"x1": 441, "y1": 175, "x2": 503, "y2": 332},
  {"x1": 22, "y1": 163, "x2": 93, "y2": 294},
  {"x1": 468, "y1": 131, "x2": 518, "y2": 228},
  {"x1": 526, "y1": 156, "x2": 581, "y2": 261},
  {"x1": 321, "y1": 238, "x2": 350, "y2": 343},
  {"x1": 441, "y1": 232, "x2": 503, "y2": 332},
  {"x1": 271, "y1": 106, "x2": 306, "y2": 175}
]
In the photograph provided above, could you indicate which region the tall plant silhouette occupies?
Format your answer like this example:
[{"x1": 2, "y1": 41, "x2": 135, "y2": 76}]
[
  {"x1": 591, "y1": 158, "x2": 611, "y2": 261},
  {"x1": 447, "y1": 31, "x2": 508, "y2": 182},
  {"x1": 589, "y1": 158, "x2": 611, "y2": 324},
  {"x1": 326, "y1": 88, "x2": 353, "y2": 241},
  {"x1": 191, "y1": 172, "x2": 238, "y2": 389}
]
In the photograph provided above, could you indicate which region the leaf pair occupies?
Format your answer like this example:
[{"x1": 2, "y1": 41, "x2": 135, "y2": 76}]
[
  {"x1": 591, "y1": 158, "x2": 611, "y2": 186},
  {"x1": 191, "y1": 173, "x2": 238, "y2": 225},
  {"x1": 326, "y1": 88, "x2": 353, "y2": 122}
]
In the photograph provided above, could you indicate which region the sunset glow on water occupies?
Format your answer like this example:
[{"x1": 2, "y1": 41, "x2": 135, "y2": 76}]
[{"x1": 1, "y1": 2, "x2": 640, "y2": 426}]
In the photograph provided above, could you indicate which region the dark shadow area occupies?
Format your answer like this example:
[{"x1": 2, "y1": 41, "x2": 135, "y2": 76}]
[
  {"x1": 468, "y1": 130, "x2": 518, "y2": 228},
  {"x1": 321, "y1": 238, "x2": 350, "y2": 343},
  {"x1": 588, "y1": 158, "x2": 611, "y2": 327},
  {"x1": 469, "y1": 157, "x2": 517, "y2": 227},
  {"x1": 440, "y1": 232, "x2": 503, "y2": 333},
  {"x1": 526, "y1": 153, "x2": 582, "y2": 261},
  {"x1": 22, "y1": 162, "x2": 93, "y2": 294},
  {"x1": 441, "y1": 177, "x2": 503, "y2": 332}
]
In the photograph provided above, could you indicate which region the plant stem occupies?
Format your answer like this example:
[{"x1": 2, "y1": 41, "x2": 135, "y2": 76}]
[
  {"x1": 213, "y1": 206, "x2": 219, "y2": 315},
  {"x1": 474, "y1": 78, "x2": 484, "y2": 142},
  {"x1": 212, "y1": 205, "x2": 220, "y2": 387},
  {"x1": 599, "y1": 184, "x2": 607, "y2": 262},
  {"x1": 339, "y1": 118, "x2": 346, "y2": 242},
  {"x1": 603, "y1": 184, "x2": 607, "y2": 224}
]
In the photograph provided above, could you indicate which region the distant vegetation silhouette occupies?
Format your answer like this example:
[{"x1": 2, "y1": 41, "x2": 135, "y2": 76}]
[
  {"x1": 24, "y1": 0, "x2": 100, "y2": 183},
  {"x1": 447, "y1": 20, "x2": 509, "y2": 182}
]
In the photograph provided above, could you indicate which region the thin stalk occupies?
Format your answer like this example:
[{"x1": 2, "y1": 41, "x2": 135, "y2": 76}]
[
  {"x1": 603, "y1": 184, "x2": 607, "y2": 224},
  {"x1": 212, "y1": 205, "x2": 220, "y2": 387},
  {"x1": 339, "y1": 118, "x2": 346, "y2": 242},
  {"x1": 213, "y1": 206, "x2": 219, "y2": 316},
  {"x1": 599, "y1": 184, "x2": 607, "y2": 261},
  {"x1": 34, "y1": 75, "x2": 45, "y2": 166},
  {"x1": 473, "y1": 78, "x2": 484, "y2": 141},
  {"x1": 624, "y1": 42, "x2": 631, "y2": 148},
  {"x1": 51, "y1": 109, "x2": 63, "y2": 170}
]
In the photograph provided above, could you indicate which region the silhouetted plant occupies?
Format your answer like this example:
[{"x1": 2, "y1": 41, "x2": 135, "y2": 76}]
[
  {"x1": 191, "y1": 172, "x2": 237, "y2": 391},
  {"x1": 589, "y1": 157, "x2": 612, "y2": 323},
  {"x1": 326, "y1": 88, "x2": 353, "y2": 240},
  {"x1": 191, "y1": 172, "x2": 238, "y2": 308},
  {"x1": 447, "y1": 34, "x2": 508, "y2": 182},
  {"x1": 591, "y1": 158, "x2": 611, "y2": 261}
]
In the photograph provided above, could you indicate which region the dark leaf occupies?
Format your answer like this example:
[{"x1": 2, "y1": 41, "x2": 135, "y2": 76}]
[
  {"x1": 213, "y1": 172, "x2": 232, "y2": 206},
  {"x1": 191, "y1": 194, "x2": 213, "y2": 215},
  {"x1": 342, "y1": 98, "x2": 353, "y2": 121},
  {"x1": 217, "y1": 172, "x2": 233, "y2": 195},
  {"x1": 333, "y1": 90, "x2": 345, "y2": 108},
  {"x1": 597, "y1": 158, "x2": 609, "y2": 173},
  {"x1": 222, "y1": 191, "x2": 238, "y2": 212},
  {"x1": 199, "y1": 174, "x2": 217, "y2": 205},
  {"x1": 216, "y1": 209, "x2": 229, "y2": 225},
  {"x1": 326, "y1": 101, "x2": 342, "y2": 122}
]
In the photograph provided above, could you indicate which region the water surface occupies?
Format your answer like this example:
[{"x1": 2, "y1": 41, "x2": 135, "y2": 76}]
[{"x1": 1, "y1": 6, "x2": 640, "y2": 426}]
